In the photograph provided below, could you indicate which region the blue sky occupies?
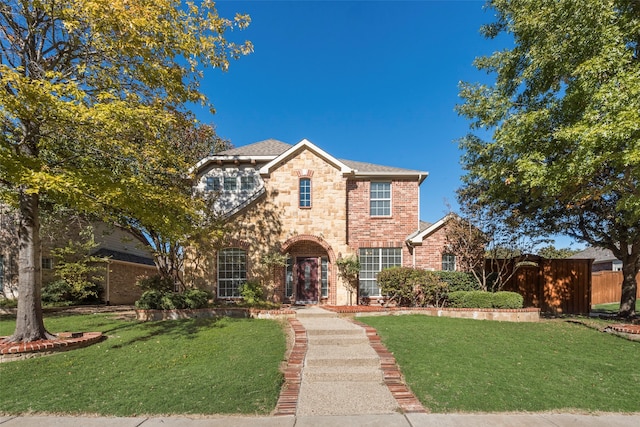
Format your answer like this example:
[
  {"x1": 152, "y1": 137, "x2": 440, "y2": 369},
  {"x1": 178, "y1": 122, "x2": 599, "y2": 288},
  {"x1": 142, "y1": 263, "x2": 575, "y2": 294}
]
[{"x1": 194, "y1": 1, "x2": 581, "y2": 249}]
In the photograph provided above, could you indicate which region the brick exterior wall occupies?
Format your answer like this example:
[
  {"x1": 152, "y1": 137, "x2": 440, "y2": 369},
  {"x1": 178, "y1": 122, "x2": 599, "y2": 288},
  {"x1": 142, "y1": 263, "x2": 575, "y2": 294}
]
[
  {"x1": 411, "y1": 222, "x2": 451, "y2": 271},
  {"x1": 101, "y1": 261, "x2": 156, "y2": 305},
  {"x1": 346, "y1": 179, "x2": 420, "y2": 267}
]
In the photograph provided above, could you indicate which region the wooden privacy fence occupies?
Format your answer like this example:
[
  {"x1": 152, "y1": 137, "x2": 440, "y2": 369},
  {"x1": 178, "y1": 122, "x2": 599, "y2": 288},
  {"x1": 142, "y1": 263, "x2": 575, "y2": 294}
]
[
  {"x1": 488, "y1": 256, "x2": 593, "y2": 315},
  {"x1": 591, "y1": 271, "x2": 640, "y2": 305}
]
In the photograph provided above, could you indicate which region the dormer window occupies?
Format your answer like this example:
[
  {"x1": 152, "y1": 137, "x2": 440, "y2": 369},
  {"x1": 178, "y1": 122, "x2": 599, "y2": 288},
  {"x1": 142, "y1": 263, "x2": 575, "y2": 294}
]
[
  {"x1": 241, "y1": 176, "x2": 255, "y2": 191},
  {"x1": 224, "y1": 177, "x2": 237, "y2": 191},
  {"x1": 205, "y1": 176, "x2": 220, "y2": 191}
]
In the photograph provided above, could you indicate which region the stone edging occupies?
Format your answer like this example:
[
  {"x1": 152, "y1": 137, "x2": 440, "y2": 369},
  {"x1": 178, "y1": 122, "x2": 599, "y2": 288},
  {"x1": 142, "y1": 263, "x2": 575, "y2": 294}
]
[
  {"x1": 324, "y1": 306, "x2": 540, "y2": 322},
  {"x1": 0, "y1": 332, "x2": 104, "y2": 362},
  {"x1": 350, "y1": 319, "x2": 428, "y2": 414},
  {"x1": 135, "y1": 307, "x2": 296, "y2": 321},
  {"x1": 274, "y1": 318, "x2": 306, "y2": 416}
]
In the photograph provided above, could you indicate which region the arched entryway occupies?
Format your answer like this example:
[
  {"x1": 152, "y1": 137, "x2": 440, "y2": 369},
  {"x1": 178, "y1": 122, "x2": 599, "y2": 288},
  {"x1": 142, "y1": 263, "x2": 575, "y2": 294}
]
[{"x1": 281, "y1": 235, "x2": 337, "y2": 305}]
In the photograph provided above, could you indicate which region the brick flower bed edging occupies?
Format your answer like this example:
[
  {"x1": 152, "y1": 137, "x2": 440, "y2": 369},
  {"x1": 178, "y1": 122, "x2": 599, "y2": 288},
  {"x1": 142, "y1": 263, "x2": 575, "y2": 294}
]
[
  {"x1": 606, "y1": 324, "x2": 640, "y2": 335},
  {"x1": 0, "y1": 332, "x2": 104, "y2": 362},
  {"x1": 324, "y1": 306, "x2": 540, "y2": 322},
  {"x1": 350, "y1": 319, "x2": 427, "y2": 413},
  {"x1": 274, "y1": 318, "x2": 307, "y2": 416},
  {"x1": 135, "y1": 307, "x2": 296, "y2": 321}
]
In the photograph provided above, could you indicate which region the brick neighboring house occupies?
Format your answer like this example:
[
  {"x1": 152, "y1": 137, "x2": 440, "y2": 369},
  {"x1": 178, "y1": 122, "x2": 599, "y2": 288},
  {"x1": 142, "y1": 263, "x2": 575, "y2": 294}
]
[
  {"x1": 0, "y1": 212, "x2": 156, "y2": 305},
  {"x1": 186, "y1": 138, "x2": 460, "y2": 306},
  {"x1": 569, "y1": 247, "x2": 623, "y2": 272}
]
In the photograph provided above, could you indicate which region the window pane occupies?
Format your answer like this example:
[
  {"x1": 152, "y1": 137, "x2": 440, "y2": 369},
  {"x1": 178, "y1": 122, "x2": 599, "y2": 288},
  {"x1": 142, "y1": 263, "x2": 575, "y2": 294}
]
[
  {"x1": 205, "y1": 176, "x2": 220, "y2": 191},
  {"x1": 370, "y1": 182, "x2": 391, "y2": 216},
  {"x1": 358, "y1": 248, "x2": 401, "y2": 297},
  {"x1": 218, "y1": 248, "x2": 246, "y2": 298},
  {"x1": 285, "y1": 257, "x2": 293, "y2": 297},
  {"x1": 241, "y1": 176, "x2": 255, "y2": 191},
  {"x1": 442, "y1": 254, "x2": 456, "y2": 271},
  {"x1": 299, "y1": 178, "x2": 311, "y2": 207},
  {"x1": 224, "y1": 177, "x2": 237, "y2": 191},
  {"x1": 321, "y1": 257, "x2": 328, "y2": 298}
]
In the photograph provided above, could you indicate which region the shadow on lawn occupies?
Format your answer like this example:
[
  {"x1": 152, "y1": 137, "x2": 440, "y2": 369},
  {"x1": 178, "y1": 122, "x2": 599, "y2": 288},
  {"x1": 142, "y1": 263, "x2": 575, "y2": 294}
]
[{"x1": 108, "y1": 317, "x2": 228, "y2": 350}]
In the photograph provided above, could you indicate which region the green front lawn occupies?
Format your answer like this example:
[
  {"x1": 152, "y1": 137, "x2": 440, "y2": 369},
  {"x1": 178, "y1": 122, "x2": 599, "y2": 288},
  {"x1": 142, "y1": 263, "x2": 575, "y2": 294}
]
[
  {"x1": 359, "y1": 315, "x2": 640, "y2": 413},
  {"x1": 592, "y1": 301, "x2": 640, "y2": 314},
  {"x1": 0, "y1": 313, "x2": 286, "y2": 416}
]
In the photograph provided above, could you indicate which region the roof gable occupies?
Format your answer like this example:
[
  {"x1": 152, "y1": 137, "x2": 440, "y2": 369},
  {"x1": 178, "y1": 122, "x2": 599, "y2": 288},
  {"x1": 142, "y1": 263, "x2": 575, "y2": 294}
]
[
  {"x1": 259, "y1": 139, "x2": 353, "y2": 175},
  {"x1": 407, "y1": 213, "x2": 455, "y2": 245}
]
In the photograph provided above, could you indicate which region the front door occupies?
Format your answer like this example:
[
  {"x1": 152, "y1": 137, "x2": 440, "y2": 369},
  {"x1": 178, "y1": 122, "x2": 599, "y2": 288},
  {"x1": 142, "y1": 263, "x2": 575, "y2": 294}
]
[{"x1": 296, "y1": 257, "x2": 319, "y2": 303}]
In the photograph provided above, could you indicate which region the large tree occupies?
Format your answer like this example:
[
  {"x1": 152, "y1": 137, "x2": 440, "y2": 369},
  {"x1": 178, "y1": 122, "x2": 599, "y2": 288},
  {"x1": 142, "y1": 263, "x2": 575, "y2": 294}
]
[
  {"x1": 457, "y1": 0, "x2": 640, "y2": 317},
  {"x1": 0, "y1": 0, "x2": 251, "y2": 342}
]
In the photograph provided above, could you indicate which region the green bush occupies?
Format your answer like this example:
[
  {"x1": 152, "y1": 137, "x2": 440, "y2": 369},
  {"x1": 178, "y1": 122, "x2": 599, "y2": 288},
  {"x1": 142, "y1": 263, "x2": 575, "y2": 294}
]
[
  {"x1": 377, "y1": 267, "x2": 448, "y2": 307},
  {"x1": 492, "y1": 291, "x2": 524, "y2": 309},
  {"x1": 446, "y1": 290, "x2": 524, "y2": 309},
  {"x1": 433, "y1": 271, "x2": 480, "y2": 292},
  {"x1": 239, "y1": 280, "x2": 264, "y2": 305},
  {"x1": 160, "y1": 293, "x2": 186, "y2": 310},
  {"x1": 183, "y1": 289, "x2": 211, "y2": 309},
  {"x1": 135, "y1": 290, "x2": 164, "y2": 309},
  {"x1": 42, "y1": 279, "x2": 103, "y2": 305}
]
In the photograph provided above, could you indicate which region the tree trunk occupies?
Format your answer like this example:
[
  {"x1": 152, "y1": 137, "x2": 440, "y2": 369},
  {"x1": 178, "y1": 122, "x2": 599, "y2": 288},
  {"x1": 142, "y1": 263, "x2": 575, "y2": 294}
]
[
  {"x1": 619, "y1": 254, "x2": 639, "y2": 319},
  {"x1": 2, "y1": 191, "x2": 54, "y2": 343}
]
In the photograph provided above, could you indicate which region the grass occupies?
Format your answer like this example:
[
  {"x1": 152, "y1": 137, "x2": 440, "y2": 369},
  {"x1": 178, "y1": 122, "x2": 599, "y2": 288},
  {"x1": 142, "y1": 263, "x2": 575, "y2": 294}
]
[
  {"x1": 591, "y1": 301, "x2": 640, "y2": 314},
  {"x1": 359, "y1": 315, "x2": 640, "y2": 413},
  {"x1": 0, "y1": 312, "x2": 286, "y2": 416}
]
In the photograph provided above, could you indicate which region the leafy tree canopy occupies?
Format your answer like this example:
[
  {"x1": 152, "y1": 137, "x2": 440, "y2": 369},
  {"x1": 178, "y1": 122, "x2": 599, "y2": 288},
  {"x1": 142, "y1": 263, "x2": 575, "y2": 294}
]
[
  {"x1": 457, "y1": 0, "x2": 640, "y2": 317},
  {"x1": 0, "y1": 0, "x2": 251, "y2": 342}
]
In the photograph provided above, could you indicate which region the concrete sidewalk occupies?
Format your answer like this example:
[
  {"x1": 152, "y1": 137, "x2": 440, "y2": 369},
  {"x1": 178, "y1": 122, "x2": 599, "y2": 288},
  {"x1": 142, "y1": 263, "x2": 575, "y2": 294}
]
[{"x1": 3, "y1": 413, "x2": 640, "y2": 426}]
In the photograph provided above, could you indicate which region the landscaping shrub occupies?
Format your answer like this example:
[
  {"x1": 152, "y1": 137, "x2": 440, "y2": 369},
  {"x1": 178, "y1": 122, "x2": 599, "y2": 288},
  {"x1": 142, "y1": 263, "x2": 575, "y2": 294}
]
[
  {"x1": 160, "y1": 292, "x2": 186, "y2": 310},
  {"x1": 41, "y1": 279, "x2": 103, "y2": 305},
  {"x1": 492, "y1": 291, "x2": 524, "y2": 309},
  {"x1": 378, "y1": 267, "x2": 448, "y2": 307},
  {"x1": 446, "y1": 290, "x2": 524, "y2": 309},
  {"x1": 135, "y1": 290, "x2": 164, "y2": 309},
  {"x1": 239, "y1": 280, "x2": 265, "y2": 305},
  {"x1": 183, "y1": 289, "x2": 211, "y2": 309},
  {"x1": 433, "y1": 271, "x2": 480, "y2": 292}
]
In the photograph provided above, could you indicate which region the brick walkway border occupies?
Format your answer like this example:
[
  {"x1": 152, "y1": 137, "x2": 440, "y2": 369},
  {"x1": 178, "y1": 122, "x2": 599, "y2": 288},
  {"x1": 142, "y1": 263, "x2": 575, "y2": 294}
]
[
  {"x1": 0, "y1": 332, "x2": 104, "y2": 360},
  {"x1": 351, "y1": 319, "x2": 427, "y2": 414},
  {"x1": 274, "y1": 318, "x2": 307, "y2": 416}
]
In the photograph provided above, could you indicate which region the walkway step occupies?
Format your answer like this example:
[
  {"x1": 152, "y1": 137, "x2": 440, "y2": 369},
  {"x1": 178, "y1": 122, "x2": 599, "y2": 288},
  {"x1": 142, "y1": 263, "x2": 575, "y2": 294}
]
[
  {"x1": 303, "y1": 366, "x2": 384, "y2": 382},
  {"x1": 296, "y1": 381, "x2": 398, "y2": 416},
  {"x1": 307, "y1": 334, "x2": 369, "y2": 345}
]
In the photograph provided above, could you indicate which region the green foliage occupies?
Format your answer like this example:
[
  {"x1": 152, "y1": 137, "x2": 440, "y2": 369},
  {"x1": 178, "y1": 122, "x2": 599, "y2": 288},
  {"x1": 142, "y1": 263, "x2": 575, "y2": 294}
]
[
  {"x1": 432, "y1": 271, "x2": 480, "y2": 292},
  {"x1": 457, "y1": 0, "x2": 640, "y2": 316},
  {"x1": 447, "y1": 290, "x2": 523, "y2": 309},
  {"x1": 42, "y1": 279, "x2": 103, "y2": 305},
  {"x1": 239, "y1": 280, "x2": 265, "y2": 305},
  {"x1": 492, "y1": 291, "x2": 524, "y2": 309},
  {"x1": 135, "y1": 288, "x2": 211, "y2": 310},
  {"x1": 377, "y1": 267, "x2": 448, "y2": 307},
  {"x1": 537, "y1": 245, "x2": 580, "y2": 259},
  {"x1": 136, "y1": 275, "x2": 175, "y2": 293}
]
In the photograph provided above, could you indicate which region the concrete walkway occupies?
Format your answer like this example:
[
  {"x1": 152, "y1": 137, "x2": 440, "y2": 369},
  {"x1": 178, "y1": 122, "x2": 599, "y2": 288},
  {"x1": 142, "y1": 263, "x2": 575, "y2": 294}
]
[{"x1": 294, "y1": 305, "x2": 400, "y2": 416}]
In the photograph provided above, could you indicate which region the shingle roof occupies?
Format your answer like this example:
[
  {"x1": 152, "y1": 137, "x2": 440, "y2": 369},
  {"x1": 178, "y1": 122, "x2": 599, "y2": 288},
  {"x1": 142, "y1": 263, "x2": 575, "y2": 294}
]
[
  {"x1": 569, "y1": 247, "x2": 618, "y2": 263},
  {"x1": 217, "y1": 139, "x2": 426, "y2": 175},
  {"x1": 217, "y1": 139, "x2": 291, "y2": 157}
]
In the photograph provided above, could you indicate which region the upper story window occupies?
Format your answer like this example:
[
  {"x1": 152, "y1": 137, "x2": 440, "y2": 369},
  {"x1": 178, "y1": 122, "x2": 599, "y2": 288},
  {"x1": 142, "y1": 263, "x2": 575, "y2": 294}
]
[
  {"x1": 442, "y1": 254, "x2": 456, "y2": 271},
  {"x1": 299, "y1": 178, "x2": 311, "y2": 208},
  {"x1": 205, "y1": 176, "x2": 220, "y2": 191},
  {"x1": 223, "y1": 177, "x2": 237, "y2": 191},
  {"x1": 370, "y1": 182, "x2": 391, "y2": 217},
  {"x1": 241, "y1": 176, "x2": 255, "y2": 191}
]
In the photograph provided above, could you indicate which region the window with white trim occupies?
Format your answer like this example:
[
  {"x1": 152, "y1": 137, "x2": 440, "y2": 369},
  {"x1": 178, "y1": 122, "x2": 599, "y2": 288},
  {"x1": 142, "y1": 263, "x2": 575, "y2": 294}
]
[
  {"x1": 223, "y1": 177, "x2": 237, "y2": 191},
  {"x1": 299, "y1": 178, "x2": 311, "y2": 208},
  {"x1": 217, "y1": 248, "x2": 246, "y2": 298},
  {"x1": 370, "y1": 182, "x2": 391, "y2": 216},
  {"x1": 241, "y1": 176, "x2": 255, "y2": 191},
  {"x1": 205, "y1": 176, "x2": 220, "y2": 191},
  {"x1": 442, "y1": 254, "x2": 456, "y2": 271},
  {"x1": 42, "y1": 258, "x2": 53, "y2": 270},
  {"x1": 359, "y1": 248, "x2": 401, "y2": 297}
]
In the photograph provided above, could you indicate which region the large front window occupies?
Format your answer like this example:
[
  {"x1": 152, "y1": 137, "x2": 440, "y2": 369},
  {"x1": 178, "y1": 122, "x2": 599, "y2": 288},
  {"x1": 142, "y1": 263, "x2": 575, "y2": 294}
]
[
  {"x1": 370, "y1": 182, "x2": 391, "y2": 216},
  {"x1": 217, "y1": 248, "x2": 247, "y2": 298},
  {"x1": 359, "y1": 248, "x2": 401, "y2": 297}
]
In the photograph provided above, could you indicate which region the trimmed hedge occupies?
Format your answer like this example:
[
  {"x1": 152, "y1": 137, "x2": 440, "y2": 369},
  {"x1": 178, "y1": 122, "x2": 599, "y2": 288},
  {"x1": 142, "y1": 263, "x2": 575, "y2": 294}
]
[
  {"x1": 135, "y1": 289, "x2": 211, "y2": 310},
  {"x1": 447, "y1": 290, "x2": 523, "y2": 309},
  {"x1": 432, "y1": 271, "x2": 481, "y2": 292}
]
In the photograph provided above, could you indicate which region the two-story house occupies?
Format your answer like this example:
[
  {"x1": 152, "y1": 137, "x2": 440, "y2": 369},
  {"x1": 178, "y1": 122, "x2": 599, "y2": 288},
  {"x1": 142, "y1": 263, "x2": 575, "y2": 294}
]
[{"x1": 187, "y1": 138, "x2": 456, "y2": 306}]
